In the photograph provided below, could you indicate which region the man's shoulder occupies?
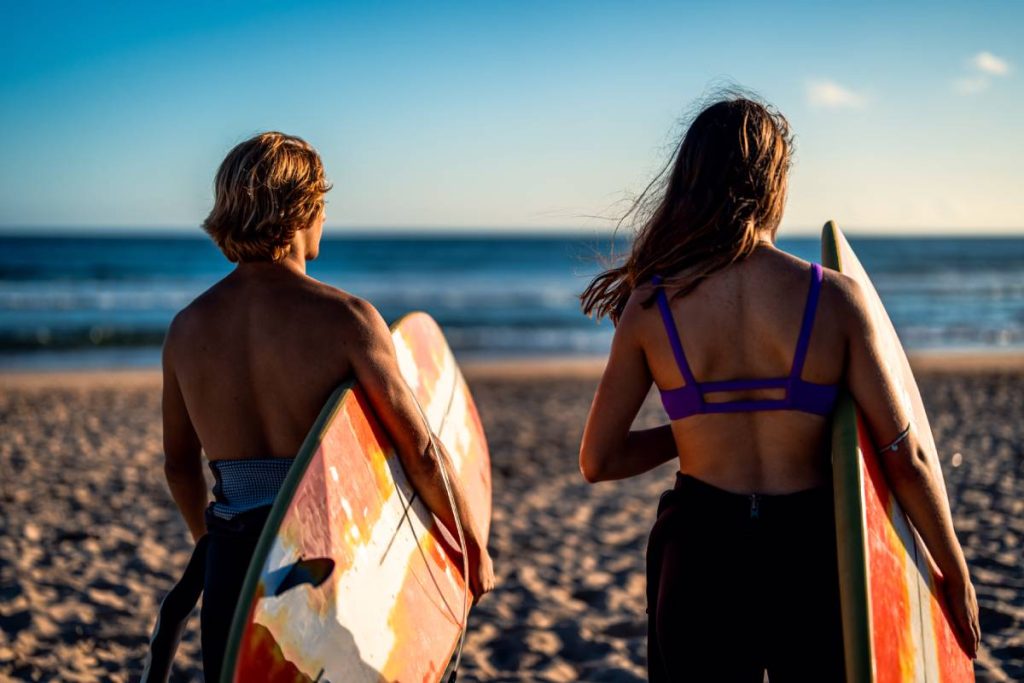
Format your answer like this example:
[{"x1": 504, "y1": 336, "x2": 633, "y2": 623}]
[
  {"x1": 297, "y1": 281, "x2": 389, "y2": 344},
  {"x1": 166, "y1": 288, "x2": 215, "y2": 341},
  {"x1": 302, "y1": 279, "x2": 377, "y2": 320}
]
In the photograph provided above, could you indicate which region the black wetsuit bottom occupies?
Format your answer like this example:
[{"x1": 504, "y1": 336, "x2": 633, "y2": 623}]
[
  {"x1": 646, "y1": 473, "x2": 845, "y2": 682},
  {"x1": 200, "y1": 505, "x2": 271, "y2": 682}
]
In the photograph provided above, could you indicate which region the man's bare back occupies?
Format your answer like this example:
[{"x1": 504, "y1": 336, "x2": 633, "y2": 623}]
[{"x1": 165, "y1": 260, "x2": 363, "y2": 461}]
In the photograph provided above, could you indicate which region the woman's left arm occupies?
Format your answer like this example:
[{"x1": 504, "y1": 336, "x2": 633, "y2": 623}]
[{"x1": 580, "y1": 300, "x2": 677, "y2": 482}]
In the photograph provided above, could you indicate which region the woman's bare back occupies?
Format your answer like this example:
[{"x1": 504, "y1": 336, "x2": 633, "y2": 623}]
[
  {"x1": 627, "y1": 247, "x2": 850, "y2": 493},
  {"x1": 164, "y1": 262, "x2": 358, "y2": 461}
]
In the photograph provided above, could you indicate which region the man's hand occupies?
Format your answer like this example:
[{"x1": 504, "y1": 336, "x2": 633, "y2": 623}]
[{"x1": 467, "y1": 544, "x2": 496, "y2": 604}]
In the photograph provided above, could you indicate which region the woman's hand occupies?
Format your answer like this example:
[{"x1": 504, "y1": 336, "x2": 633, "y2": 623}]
[{"x1": 944, "y1": 570, "x2": 981, "y2": 659}]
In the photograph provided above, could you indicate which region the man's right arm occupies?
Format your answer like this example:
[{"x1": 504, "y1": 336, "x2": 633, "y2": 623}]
[{"x1": 341, "y1": 299, "x2": 495, "y2": 601}]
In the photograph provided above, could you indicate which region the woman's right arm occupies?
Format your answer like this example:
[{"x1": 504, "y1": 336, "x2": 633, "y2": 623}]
[
  {"x1": 842, "y1": 277, "x2": 980, "y2": 657},
  {"x1": 579, "y1": 291, "x2": 676, "y2": 483}
]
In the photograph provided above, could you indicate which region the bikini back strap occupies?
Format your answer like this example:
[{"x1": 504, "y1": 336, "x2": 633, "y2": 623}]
[
  {"x1": 651, "y1": 275, "x2": 698, "y2": 386},
  {"x1": 790, "y1": 263, "x2": 824, "y2": 378}
]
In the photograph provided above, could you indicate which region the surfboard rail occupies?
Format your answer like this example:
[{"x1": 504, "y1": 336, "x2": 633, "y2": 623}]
[
  {"x1": 831, "y1": 391, "x2": 875, "y2": 682},
  {"x1": 822, "y1": 220, "x2": 974, "y2": 683}
]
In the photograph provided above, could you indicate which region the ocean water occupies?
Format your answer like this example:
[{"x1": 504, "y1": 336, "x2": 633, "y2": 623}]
[{"x1": 1, "y1": 233, "x2": 1023, "y2": 369}]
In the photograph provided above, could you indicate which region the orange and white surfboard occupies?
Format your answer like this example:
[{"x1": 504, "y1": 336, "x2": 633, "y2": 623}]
[
  {"x1": 823, "y1": 222, "x2": 974, "y2": 682},
  {"x1": 220, "y1": 312, "x2": 491, "y2": 682}
]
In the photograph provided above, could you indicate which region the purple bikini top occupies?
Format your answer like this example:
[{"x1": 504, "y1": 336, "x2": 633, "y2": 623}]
[{"x1": 653, "y1": 262, "x2": 838, "y2": 420}]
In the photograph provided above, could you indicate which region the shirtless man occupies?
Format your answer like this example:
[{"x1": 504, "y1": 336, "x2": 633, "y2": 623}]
[{"x1": 153, "y1": 132, "x2": 494, "y2": 680}]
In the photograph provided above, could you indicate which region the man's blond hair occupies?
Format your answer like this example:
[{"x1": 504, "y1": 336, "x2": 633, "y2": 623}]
[{"x1": 203, "y1": 132, "x2": 331, "y2": 262}]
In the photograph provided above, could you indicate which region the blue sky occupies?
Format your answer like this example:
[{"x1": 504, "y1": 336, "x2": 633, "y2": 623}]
[{"x1": 0, "y1": 1, "x2": 1021, "y2": 235}]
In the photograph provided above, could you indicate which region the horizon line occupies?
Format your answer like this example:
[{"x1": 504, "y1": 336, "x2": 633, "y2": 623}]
[{"x1": 1, "y1": 225, "x2": 1023, "y2": 239}]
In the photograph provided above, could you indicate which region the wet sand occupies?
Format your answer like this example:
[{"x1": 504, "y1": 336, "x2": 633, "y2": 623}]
[{"x1": 0, "y1": 359, "x2": 1021, "y2": 681}]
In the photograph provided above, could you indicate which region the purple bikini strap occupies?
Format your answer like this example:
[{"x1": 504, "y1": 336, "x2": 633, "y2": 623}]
[
  {"x1": 790, "y1": 263, "x2": 824, "y2": 379},
  {"x1": 651, "y1": 275, "x2": 698, "y2": 386}
]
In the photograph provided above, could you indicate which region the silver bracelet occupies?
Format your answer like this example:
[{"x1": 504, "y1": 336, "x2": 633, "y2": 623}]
[{"x1": 877, "y1": 424, "x2": 911, "y2": 455}]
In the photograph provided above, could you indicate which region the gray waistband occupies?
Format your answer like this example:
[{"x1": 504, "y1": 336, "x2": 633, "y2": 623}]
[{"x1": 208, "y1": 458, "x2": 295, "y2": 520}]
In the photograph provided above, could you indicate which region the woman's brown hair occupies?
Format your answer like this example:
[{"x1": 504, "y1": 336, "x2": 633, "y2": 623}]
[
  {"x1": 580, "y1": 95, "x2": 793, "y2": 322},
  {"x1": 203, "y1": 132, "x2": 332, "y2": 262}
]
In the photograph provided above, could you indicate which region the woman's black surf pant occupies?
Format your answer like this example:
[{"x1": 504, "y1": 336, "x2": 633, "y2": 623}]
[{"x1": 646, "y1": 473, "x2": 845, "y2": 682}]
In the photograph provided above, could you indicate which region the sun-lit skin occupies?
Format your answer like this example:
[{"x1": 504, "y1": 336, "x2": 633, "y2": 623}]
[
  {"x1": 578, "y1": 241, "x2": 979, "y2": 656},
  {"x1": 162, "y1": 214, "x2": 495, "y2": 598}
]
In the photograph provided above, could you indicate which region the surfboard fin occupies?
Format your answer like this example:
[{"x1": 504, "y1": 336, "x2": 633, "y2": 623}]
[{"x1": 269, "y1": 557, "x2": 335, "y2": 597}]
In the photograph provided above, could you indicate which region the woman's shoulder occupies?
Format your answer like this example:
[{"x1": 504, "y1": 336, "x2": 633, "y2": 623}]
[
  {"x1": 819, "y1": 266, "x2": 867, "y2": 308},
  {"x1": 612, "y1": 279, "x2": 663, "y2": 342},
  {"x1": 818, "y1": 265, "x2": 873, "y2": 335},
  {"x1": 771, "y1": 250, "x2": 869, "y2": 316},
  {"x1": 753, "y1": 252, "x2": 873, "y2": 338}
]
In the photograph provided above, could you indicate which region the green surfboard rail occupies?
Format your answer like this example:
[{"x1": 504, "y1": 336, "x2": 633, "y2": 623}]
[{"x1": 822, "y1": 220, "x2": 875, "y2": 683}]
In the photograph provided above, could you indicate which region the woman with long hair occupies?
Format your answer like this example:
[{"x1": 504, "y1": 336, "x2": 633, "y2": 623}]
[{"x1": 579, "y1": 95, "x2": 979, "y2": 680}]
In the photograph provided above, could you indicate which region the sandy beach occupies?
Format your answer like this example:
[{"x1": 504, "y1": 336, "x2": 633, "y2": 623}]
[{"x1": 0, "y1": 357, "x2": 1021, "y2": 681}]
